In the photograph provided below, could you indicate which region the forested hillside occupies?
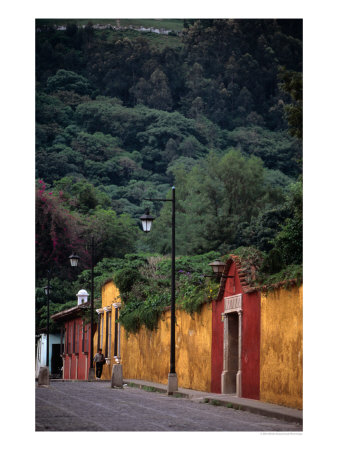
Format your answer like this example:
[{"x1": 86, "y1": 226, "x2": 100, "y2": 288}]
[{"x1": 35, "y1": 19, "x2": 302, "y2": 331}]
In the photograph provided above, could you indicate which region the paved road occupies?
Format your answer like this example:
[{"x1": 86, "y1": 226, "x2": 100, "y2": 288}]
[{"x1": 36, "y1": 381, "x2": 302, "y2": 432}]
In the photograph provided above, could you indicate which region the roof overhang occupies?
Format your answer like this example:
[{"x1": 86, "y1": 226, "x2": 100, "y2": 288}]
[{"x1": 51, "y1": 304, "x2": 88, "y2": 322}]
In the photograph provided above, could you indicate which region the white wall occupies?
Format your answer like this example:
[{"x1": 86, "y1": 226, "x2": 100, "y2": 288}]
[{"x1": 35, "y1": 333, "x2": 63, "y2": 377}]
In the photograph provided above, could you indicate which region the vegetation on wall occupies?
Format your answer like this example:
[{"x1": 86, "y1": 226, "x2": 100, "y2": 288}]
[{"x1": 115, "y1": 252, "x2": 220, "y2": 333}]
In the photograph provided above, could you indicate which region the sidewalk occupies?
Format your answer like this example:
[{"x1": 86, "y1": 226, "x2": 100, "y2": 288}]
[{"x1": 124, "y1": 378, "x2": 303, "y2": 425}]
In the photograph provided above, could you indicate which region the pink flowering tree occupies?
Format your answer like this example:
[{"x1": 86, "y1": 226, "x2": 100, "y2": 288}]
[{"x1": 36, "y1": 180, "x2": 89, "y2": 278}]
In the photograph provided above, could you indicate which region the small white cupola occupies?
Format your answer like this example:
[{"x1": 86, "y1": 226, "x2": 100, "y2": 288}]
[{"x1": 76, "y1": 289, "x2": 89, "y2": 306}]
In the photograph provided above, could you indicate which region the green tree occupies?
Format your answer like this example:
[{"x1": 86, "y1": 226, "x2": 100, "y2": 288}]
[
  {"x1": 145, "y1": 150, "x2": 268, "y2": 255},
  {"x1": 224, "y1": 125, "x2": 301, "y2": 177},
  {"x1": 278, "y1": 68, "x2": 303, "y2": 140},
  {"x1": 86, "y1": 208, "x2": 139, "y2": 261},
  {"x1": 36, "y1": 92, "x2": 74, "y2": 147},
  {"x1": 46, "y1": 69, "x2": 93, "y2": 95},
  {"x1": 129, "y1": 77, "x2": 152, "y2": 105},
  {"x1": 147, "y1": 69, "x2": 173, "y2": 111},
  {"x1": 53, "y1": 177, "x2": 111, "y2": 213},
  {"x1": 263, "y1": 180, "x2": 302, "y2": 271}
]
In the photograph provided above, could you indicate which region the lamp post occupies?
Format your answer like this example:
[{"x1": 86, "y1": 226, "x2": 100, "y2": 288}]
[
  {"x1": 69, "y1": 240, "x2": 95, "y2": 381},
  {"x1": 43, "y1": 269, "x2": 52, "y2": 371},
  {"x1": 140, "y1": 186, "x2": 178, "y2": 394},
  {"x1": 112, "y1": 302, "x2": 122, "y2": 364},
  {"x1": 111, "y1": 302, "x2": 123, "y2": 388}
]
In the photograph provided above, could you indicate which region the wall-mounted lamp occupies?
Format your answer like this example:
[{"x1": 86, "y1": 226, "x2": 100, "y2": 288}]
[
  {"x1": 207, "y1": 259, "x2": 234, "y2": 281},
  {"x1": 208, "y1": 259, "x2": 226, "y2": 276}
]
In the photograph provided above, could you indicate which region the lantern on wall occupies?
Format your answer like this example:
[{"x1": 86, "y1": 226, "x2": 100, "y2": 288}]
[{"x1": 208, "y1": 259, "x2": 226, "y2": 277}]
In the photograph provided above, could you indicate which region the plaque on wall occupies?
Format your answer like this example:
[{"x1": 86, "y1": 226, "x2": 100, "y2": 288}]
[{"x1": 224, "y1": 294, "x2": 242, "y2": 313}]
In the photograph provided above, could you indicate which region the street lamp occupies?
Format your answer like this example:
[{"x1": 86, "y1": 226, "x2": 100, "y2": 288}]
[
  {"x1": 208, "y1": 259, "x2": 226, "y2": 278},
  {"x1": 43, "y1": 269, "x2": 52, "y2": 371},
  {"x1": 69, "y1": 253, "x2": 80, "y2": 267},
  {"x1": 140, "y1": 186, "x2": 177, "y2": 395},
  {"x1": 69, "y1": 237, "x2": 96, "y2": 381},
  {"x1": 140, "y1": 209, "x2": 155, "y2": 233}
]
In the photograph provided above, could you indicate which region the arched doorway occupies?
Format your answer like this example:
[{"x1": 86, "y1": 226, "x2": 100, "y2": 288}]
[{"x1": 221, "y1": 294, "x2": 242, "y2": 396}]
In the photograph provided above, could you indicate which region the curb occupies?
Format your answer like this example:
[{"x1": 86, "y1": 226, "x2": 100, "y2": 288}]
[
  {"x1": 124, "y1": 380, "x2": 302, "y2": 425},
  {"x1": 202, "y1": 397, "x2": 302, "y2": 424},
  {"x1": 125, "y1": 380, "x2": 169, "y2": 395}
]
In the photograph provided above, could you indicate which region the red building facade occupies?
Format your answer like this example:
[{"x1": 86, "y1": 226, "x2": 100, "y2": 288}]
[
  {"x1": 211, "y1": 256, "x2": 260, "y2": 399},
  {"x1": 51, "y1": 305, "x2": 94, "y2": 380}
]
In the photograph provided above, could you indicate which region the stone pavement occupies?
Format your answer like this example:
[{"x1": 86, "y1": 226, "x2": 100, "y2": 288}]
[
  {"x1": 124, "y1": 378, "x2": 303, "y2": 425},
  {"x1": 36, "y1": 380, "x2": 302, "y2": 431}
]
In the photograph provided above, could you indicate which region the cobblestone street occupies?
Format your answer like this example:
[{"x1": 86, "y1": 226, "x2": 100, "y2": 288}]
[{"x1": 36, "y1": 381, "x2": 302, "y2": 432}]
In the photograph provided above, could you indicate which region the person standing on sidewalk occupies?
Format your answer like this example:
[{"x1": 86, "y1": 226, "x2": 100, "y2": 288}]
[{"x1": 93, "y1": 348, "x2": 105, "y2": 379}]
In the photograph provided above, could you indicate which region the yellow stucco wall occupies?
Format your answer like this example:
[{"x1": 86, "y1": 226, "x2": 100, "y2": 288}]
[
  {"x1": 260, "y1": 285, "x2": 303, "y2": 409},
  {"x1": 121, "y1": 303, "x2": 213, "y2": 392},
  {"x1": 93, "y1": 280, "x2": 121, "y2": 380},
  {"x1": 101, "y1": 280, "x2": 121, "y2": 309}
]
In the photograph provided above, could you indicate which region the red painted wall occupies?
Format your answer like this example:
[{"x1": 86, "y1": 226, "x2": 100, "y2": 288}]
[
  {"x1": 241, "y1": 291, "x2": 260, "y2": 399},
  {"x1": 63, "y1": 319, "x2": 91, "y2": 380},
  {"x1": 211, "y1": 261, "x2": 260, "y2": 399}
]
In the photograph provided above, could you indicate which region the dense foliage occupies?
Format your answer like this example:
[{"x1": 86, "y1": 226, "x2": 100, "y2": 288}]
[
  {"x1": 35, "y1": 19, "x2": 302, "y2": 332},
  {"x1": 113, "y1": 252, "x2": 220, "y2": 333}
]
